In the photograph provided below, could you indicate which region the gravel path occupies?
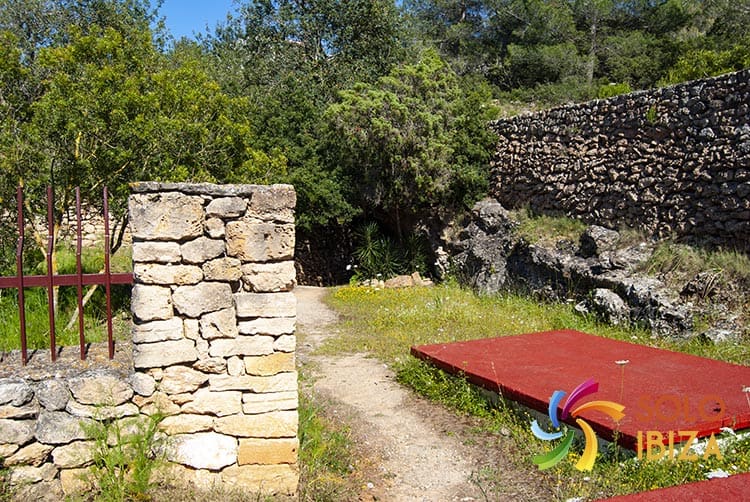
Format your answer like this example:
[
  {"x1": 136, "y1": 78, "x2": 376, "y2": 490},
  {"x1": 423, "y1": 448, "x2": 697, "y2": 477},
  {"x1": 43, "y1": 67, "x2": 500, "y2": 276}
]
[{"x1": 295, "y1": 286, "x2": 547, "y2": 501}]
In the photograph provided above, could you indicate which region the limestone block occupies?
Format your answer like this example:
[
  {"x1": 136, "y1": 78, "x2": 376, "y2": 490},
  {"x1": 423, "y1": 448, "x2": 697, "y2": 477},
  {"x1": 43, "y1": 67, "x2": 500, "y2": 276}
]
[
  {"x1": 203, "y1": 257, "x2": 243, "y2": 281},
  {"x1": 159, "y1": 414, "x2": 214, "y2": 435},
  {"x1": 15, "y1": 479, "x2": 64, "y2": 501},
  {"x1": 181, "y1": 237, "x2": 226, "y2": 264},
  {"x1": 0, "y1": 443, "x2": 19, "y2": 458},
  {"x1": 238, "y1": 438, "x2": 298, "y2": 465},
  {"x1": 131, "y1": 284, "x2": 173, "y2": 322},
  {"x1": 133, "y1": 392, "x2": 180, "y2": 416},
  {"x1": 192, "y1": 357, "x2": 227, "y2": 374},
  {"x1": 234, "y1": 292, "x2": 296, "y2": 318},
  {"x1": 214, "y1": 410, "x2": 297, "y2": 438},
  {"x1": 245, "y1": 185, "x2": 296, "y2": 223},
  {"x1": 242, "y1": 391, "x2": 298, "y2": 415},
  {"x1": 241, "y1": 261, "x2": 296, "y2": 292},
  {"x1": 60, "y1": 467, "x2": 95, "y2": 494},
  {"x1": 181, "y1": 389, "x2": 242, "y2": 417},
  {"x1": 128, "y1": 373, "x2": 156, "y2": 397},
  {"x1": 169, "y1": 392, "x2": 195, "y2": 405},
  {"x1": 205, "y1": 217, "x2": 225, "y2": 238},
  {"x1": 35, "y1": 411, "x2": 91, "y2": 444},
  {"x1": 132, "y1": 317, "x2": 184, "y2": 344},
  {"x1": 65, "y1": 400, "x2": 138, "y2": 419},
  {"x1": 159, "y1": 366, "x2": 209, "y2": 395},
  {"x1": 173, "y1": 283, "x2": 233, "y2": 318},
  {"x1": 209, "y1": 336, "x2": 274, "y2": 358},
  {"x1": 206, "y1": 196, "x2": 247, "y2": 218},
  {"x1": 221, "y1": 464, "x2": 298, "y2": 495},
  {"x1": 227, "y1": 356, "x2": 244, "y2": 376},
  {"x1": 0, "y1": 419, "x2": 34, "y2": 445},
  {"x1": 133, "y1": 339, "x2": 198, "y2": 369},
  {"x1": 184, "y1": 318, "x2": 200, "y2": 340},
  {"x1": 0, "y1": 378, "x2": 34, "y2": 406},
  {"x1": 129, "y1": 192, "x2": 204, "y2": 241},
  {"x1": 134, "y1": 264, "x2": 203, "y2": 285},
  {"x1": 132, "y1": 242, "x2": 181, "y2": 263},
  {"x1": 0, "y1": 402, "x2": 39, "y2": 419},
  {"x1": 68, "y1": 373, "x2": 133, "y2": 406},
  {"x1": 209, "y1": 372, "x2": 297, "y2": 393},
  {"x1": 10, "y1": 463, "x2": 57, "y2": 484},
  {"x1": 244, "y1": 352, "x2": 295, "y2": 376},
  {"x1": 273, "y1": 335, "x2": 296, "y2": 353},
  {"x1": 168, "y1": 432, "x2": 237, "y2": 470},
  {"x1": 36, "y1": 380, "x2": 70, "y2": 411},
  {"x1": 238, "y1": 318, "x2": 296, "y2": 336},
  {"x1": 200, "y1": 307, "x2": 239, "y2": 340},
  {"x1": 51, "y1": 441, "x2": 95, "y2": 468},
  {"x1": 5, "y1": 442, "x2": 54, "y2": 466},
  {"x1": 225, "y1": 222, "x2": 294, "y2": 262}
]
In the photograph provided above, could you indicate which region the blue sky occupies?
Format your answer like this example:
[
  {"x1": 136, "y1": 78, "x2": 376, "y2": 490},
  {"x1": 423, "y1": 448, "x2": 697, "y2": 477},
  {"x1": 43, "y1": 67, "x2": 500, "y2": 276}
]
[{"x1": 159, "y1": 0, "x2": 238, "y2": 40}]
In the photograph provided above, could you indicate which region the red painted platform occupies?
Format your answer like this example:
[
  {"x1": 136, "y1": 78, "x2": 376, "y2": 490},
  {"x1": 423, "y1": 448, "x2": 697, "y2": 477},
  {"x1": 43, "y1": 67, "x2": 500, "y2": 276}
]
[
  {"x1": 599, "y1": 472, "x2": 750, "y2": 501},
  {"x1": 411, "y1": 330, "x2": 750, "y2": 449}
]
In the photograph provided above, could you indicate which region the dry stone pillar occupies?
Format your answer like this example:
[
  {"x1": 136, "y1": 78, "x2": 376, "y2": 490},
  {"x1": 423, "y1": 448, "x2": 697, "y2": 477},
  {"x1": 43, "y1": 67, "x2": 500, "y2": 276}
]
[{"x1": 128, "y1": 182, "x2": 298, "y2": 495}]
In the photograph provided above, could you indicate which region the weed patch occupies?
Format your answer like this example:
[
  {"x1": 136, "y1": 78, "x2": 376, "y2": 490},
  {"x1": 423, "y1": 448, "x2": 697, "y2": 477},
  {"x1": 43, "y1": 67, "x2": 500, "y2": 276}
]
[{"x1": 511, "y1": 208, "x2": 587, "y2": 246}]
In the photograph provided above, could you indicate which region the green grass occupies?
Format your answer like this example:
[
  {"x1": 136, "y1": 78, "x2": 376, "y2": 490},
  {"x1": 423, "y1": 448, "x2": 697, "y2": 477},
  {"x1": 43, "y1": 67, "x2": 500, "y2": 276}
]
[
  {"x1": 325, "y1": 283, "x2": 750, "y2": 499},
  {"x1": 510, "y1": 208, "x2": 588, "y2": 246}
]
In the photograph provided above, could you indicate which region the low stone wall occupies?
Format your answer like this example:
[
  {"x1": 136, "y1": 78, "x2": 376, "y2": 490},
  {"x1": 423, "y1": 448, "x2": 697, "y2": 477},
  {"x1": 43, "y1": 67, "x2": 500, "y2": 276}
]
[
  {"x1": 0, "y1": 183, "x2": 299, "y2": 499},
  {"x1": 490, "y1": 69, "x2": 750, "y2": 250}
]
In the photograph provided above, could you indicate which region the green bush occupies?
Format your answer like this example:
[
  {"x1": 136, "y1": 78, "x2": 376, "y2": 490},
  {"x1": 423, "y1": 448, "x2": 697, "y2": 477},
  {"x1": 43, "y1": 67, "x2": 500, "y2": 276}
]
[{"x1": 598, "y1": 82, "x2": 632, "y2": 99}]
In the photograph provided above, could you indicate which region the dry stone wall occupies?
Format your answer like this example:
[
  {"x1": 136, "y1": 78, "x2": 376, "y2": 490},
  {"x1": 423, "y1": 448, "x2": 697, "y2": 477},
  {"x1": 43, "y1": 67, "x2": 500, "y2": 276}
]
[
  {"x1": 490, "y1": 69, "x2": 750, "y2": 250},
  {"x1": 0, "y1": 183, "x2": 299, "y2": 499}
]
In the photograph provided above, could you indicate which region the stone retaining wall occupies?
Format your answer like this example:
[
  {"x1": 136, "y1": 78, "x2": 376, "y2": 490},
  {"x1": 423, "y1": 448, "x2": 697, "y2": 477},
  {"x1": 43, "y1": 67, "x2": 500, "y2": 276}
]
[
  {"x1": 490, "y1": 69, "x2": 750, "y2": 250},
  {"x1": 0, "y1": 183, "x2": 299, "y2": 499}
]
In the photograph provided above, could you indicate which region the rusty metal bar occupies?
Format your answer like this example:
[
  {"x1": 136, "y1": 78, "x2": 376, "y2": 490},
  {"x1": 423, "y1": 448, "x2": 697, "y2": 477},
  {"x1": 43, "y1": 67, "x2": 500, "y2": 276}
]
[
  {"x1": 46, "y1": 186, "x2": 56, "y2": 361},
  {"x1": 76, "y1": 188, "x2": 85, "y2": 360},
  {"x1": 103, "y1": 187, "x2": 114, "y2": 359},
  {"x1": 16, "y1": 186, "x2": 27, "y2": 365}
]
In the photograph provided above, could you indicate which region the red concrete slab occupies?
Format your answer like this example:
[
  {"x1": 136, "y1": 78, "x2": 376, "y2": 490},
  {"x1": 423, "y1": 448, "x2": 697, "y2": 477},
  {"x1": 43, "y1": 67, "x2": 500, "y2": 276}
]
[
  {"x1": 599, "y1": 472, "x2": 750, "y2": 501},
  {"x1": 411, "y1": 329, "x2": 750, "y2": 449}
]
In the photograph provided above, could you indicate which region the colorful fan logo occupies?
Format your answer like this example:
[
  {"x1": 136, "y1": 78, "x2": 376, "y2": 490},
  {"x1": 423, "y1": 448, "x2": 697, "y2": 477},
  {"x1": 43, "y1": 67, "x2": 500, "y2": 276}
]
[{"x1": 530, "y1": 378, "x2": 625, "y2": 471}]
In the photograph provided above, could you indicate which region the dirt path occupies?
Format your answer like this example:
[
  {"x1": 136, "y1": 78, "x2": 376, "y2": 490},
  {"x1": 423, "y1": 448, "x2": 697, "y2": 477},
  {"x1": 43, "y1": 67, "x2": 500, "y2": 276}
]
[{"x1": 295, "y1": 286, "x2": 547, "y2": 502}]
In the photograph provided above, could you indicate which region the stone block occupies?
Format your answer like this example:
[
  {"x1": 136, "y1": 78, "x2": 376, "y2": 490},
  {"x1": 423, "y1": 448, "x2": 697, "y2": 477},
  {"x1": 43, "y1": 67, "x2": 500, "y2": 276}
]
[
  {"x1": 36, "y1": 380, "x2": 70, "y2": 411},
  {"x1": 181, "y1": 237, "x2": 226, "y2": 264},
  {"x1": 226, "y1": 222, "x2": 294, "y2": 262},
  {"x1": 132, "y1": 392, "x2": 180, "y2": 416},
  {"x1": 173, "y1": 283, "x2": 233, "y2": 318},
  {"x1": 51, "y1": 441, "x2": 95, "y2": 468},
  {"x1": 65, "y1": 400, "x2": 138, "y2": 419},
  {"x1": 159, "y1": 366, "x2": 209, "y2": 395},
  {"x1": 238, "y1": 318, "x2": 296, "y2": 336},
  {"x1": 0, "y1": 379, "x2": 34, "y2": 406},
  {"x1": 214, "y1": 410, "x2": 297, "y2": 438},
  {"x1": 227, "y1": 356, "x2": 244, "y2": 376},
  {"x1": 206, "y1": 196, "x2": 247, "y2": 218},
  {"x1": 181, "y1": 389, "x2": 242, "y2": 417},
  {"x1": 234, "y1": 292, "x2": 296, "y2": 318},
  {"x1": 244, "y1": 353, "x2": 295, "y2": 376},
  {"x1": 68, "y1": 373, "x2": 133, "y2": 406},
  {"x1": 241, "y1": 261, "x2": 296, "y2": 292},
  {"x1": 128, "y1": 373, "x2": 156, "y2": 397},
  {"x1": 0, "y1": 402, "x2": 39, "y2": 419},
  {"x1": 221, "y1": 464, "x2": 299, "y2": 495},
  {"x1": 10, "y1": 463, "x2": 57, "y2": 484},
  {"x1": 168, "y1": 432, "x2": 237, "y2": 470},
  {"x1": 245, "y1": 185, "x2": 296, "y2": 223},
  {"x1": 209, "y1": 372, "x2": 297, "y2": 393},
  {"x1": 132, "y1": 242, "x2": 181, "y2": 263},
  {"x1": 35, "y1": 411, "x2": 91, "y2": 445},
  {"x1": 238, "y1": 438, "x2": 298, "y2": 465},
  {"x1": 159, "y1": 414, "x2": 214, "y2": 435},
  {"x1": 203, "y1": 257, "x2": 243, "y2": 281},
  {"x1": 209, "y1": 336, "x2": 274, "y2": 358},
  {"x1": 133, "y1": 339, "x2": 198, "y2": 369},
  {"x1": 0, "y1": 419, "x2": 34, "y2": 445},
  {"x1": 200, "y1": 307, "x2": 239, "y2": 340},
  {"x1": 0, "y1": 443, "x2": 19, "y2": 458},
  {"x1": 5, "y1": 442, "x2": 54, "y2": 466},
  {"x1": 192, "y1": 357, "x2": 227, "y2": 374},
  {"x1": 60, "y1": 467, "x2": 95, "y2": 494},
  {"x1": 205, "y1": 217, "x2": 225, "y2": 238},
  {"x1": 131, "y1": 284, "x2": 173, "y2": 322},
  {"x1": 242, "y1": 391, "x2": 298, "y2": 415},
  {"x1": 134, "y1": 264, "x2": 203, "y2": 285},
  {"x1": 129, "y1": 192, "x2": 204, "y2": 241},
  {"x1": 273, "y1": 335, "x2": 296, "y2": 352},
  {"x1": 131, "y1": 317, "x2": 184, "y2": 343}
]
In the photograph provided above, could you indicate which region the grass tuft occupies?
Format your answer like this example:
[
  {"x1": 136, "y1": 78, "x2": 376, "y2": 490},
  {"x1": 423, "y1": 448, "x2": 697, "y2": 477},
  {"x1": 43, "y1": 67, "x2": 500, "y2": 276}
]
[{"x1": 510, "y1": 208, "x2": 587, "y2": 246}]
